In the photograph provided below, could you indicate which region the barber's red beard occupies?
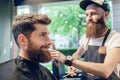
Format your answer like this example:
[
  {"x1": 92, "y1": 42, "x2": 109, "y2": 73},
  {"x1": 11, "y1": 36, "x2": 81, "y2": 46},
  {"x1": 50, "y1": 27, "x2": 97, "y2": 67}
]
[
  {"x1": 86, "y1": 16, "x2": 107, "y2": 38},
  {"x1": 27, "y1": 40, "x2": 51, "y2": 63}
]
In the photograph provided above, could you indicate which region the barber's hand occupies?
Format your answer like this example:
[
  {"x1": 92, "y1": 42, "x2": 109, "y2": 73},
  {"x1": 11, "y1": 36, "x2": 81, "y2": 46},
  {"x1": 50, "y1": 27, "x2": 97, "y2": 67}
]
[
  {"x1": 68, "y1": 66, "x2": 78, "y2": 76},
  {"x1": 50, "y1": 50, "x2": 66, "y2": 63}
]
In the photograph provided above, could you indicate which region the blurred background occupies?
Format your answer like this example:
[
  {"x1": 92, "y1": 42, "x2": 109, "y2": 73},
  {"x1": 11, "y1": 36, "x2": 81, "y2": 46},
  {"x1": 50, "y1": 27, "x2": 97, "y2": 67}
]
[{"x1": 0, "y1": 0, "x2": 120, "y2": 79}]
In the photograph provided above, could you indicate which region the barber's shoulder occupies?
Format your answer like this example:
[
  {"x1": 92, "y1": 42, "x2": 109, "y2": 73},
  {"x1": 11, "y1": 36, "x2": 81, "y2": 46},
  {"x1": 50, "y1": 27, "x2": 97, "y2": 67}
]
[
  {"x1": 107, "y1": 30, "x2": 119, "y2": 40},
  {"x1": 111, "y1": 31, "x2": 120, "y2": 39},
  {"x1": 106, "y1": 31, "x2": 120, "y2": 46}
]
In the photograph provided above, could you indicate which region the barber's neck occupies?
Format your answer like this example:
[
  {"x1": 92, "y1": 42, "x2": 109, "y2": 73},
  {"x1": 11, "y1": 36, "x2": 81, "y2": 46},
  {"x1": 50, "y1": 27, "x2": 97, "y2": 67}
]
[{"x1": 102, "y1": 28, "x2": 109, "y2": 36}]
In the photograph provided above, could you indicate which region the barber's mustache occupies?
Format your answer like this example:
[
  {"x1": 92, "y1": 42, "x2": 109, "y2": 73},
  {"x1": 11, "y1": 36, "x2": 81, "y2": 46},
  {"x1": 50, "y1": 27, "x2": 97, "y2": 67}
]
[
  {"x1": 87, "y1": 21, "x2": 96, "y2": 25},
  {"x1": 40, "y1": 45, "x2": 50, "y2": 49},
  {"x1": 87, "y1": 21, "x2": 104, "y2": 25}
]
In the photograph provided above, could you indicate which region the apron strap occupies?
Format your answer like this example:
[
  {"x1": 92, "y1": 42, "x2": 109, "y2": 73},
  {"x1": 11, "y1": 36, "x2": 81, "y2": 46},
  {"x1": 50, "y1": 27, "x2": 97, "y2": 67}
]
[
  {"x1": 102, "y1": 29, "x2": 111, "y2": 46},
  {"x1": 84, "y1": 38, "x2": 90, "y2": 51}
]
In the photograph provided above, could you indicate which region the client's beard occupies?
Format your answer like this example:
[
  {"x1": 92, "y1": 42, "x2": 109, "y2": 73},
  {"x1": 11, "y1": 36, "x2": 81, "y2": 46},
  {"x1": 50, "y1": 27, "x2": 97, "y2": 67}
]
[
  {"x1": 27, "y1": 40, "x2": 51, "y2": 63},
  {"x1": 86, "y1": 16, "x2": 107, "y2": 38}
]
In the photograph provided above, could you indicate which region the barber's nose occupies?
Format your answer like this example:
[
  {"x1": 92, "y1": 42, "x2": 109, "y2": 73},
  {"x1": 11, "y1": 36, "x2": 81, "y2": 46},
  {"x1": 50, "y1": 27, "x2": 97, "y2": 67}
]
[
  {"x1": 87, "y1": 15, "x2": 93, "y2": 22},
  {"x1": 87, "y1": 14, "x2": 92, "y2": 20},
  {"x1": 46, "y1": 37, "x2": 51, "y2": 44}
]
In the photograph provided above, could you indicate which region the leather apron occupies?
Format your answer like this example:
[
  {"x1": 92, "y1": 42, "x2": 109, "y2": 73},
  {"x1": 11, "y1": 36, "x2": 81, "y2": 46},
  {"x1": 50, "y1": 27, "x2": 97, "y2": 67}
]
[{"x1": 81, "y1": 29, "x2": 120, "y2": 80}]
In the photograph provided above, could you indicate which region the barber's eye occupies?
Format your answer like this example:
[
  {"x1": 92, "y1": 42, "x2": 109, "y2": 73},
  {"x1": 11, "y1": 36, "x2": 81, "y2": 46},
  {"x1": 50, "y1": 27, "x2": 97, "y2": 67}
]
[
  {"x1": 92, "y1": 12, "x2": 97, "y2": 15},
  {"x1": 39, "y1": 33, "x2": 45, "y2": 38},
  {"x1": 41, "y1": 33, "x2": 45, "y2": 36}
]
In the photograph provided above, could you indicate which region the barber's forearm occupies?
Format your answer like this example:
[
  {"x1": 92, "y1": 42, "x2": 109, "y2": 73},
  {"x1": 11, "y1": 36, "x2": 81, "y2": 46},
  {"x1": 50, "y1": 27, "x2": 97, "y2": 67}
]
[
  {"x1": 72, "y1": 47, "x2": 84, "y2": 59},
  {"x1": 72, "y1": 59, "x2": 111, "y2": 78},
  {"x1": 72, "y1": 53, "x2": 80, "y2": 59}
]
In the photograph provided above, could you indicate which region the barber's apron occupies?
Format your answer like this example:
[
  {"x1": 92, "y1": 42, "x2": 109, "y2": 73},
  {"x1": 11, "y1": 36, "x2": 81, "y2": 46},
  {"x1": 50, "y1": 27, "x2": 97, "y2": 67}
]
[{"x1": 81, "y1": 29, "x2": 120, "y2": 80}]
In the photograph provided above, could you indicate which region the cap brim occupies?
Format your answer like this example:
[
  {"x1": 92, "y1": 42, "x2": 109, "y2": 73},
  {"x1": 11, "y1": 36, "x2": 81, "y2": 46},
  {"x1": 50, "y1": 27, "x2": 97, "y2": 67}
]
[
  {"x1": 79, "y1": 0, "x2": 110, "y2": 12},
  {"x1": 80, "y1": 0, "x2": 100, "y2": 10}
]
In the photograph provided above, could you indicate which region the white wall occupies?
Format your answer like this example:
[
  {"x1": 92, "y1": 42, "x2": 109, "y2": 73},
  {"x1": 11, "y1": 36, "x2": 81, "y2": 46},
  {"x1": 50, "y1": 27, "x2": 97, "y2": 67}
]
[
  {"x1": 112, "y1": 0, "x2": 120, "y2": 32},
  {"x1": 0, "y1": 0, "x2": 13, "y2": 63}
]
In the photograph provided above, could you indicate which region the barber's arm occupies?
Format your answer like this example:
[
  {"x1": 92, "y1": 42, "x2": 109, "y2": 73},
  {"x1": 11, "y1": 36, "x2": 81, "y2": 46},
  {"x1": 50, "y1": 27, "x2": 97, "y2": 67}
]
[
  {"x1": 72, "y1": 47, "x2": 120, "y2": 78},
  {"x1": 72, "y1": 46, "x2": 84, "y2": 59},
  {"x1": 50, "y1": 47, "x2": 120, "y2": 78}
]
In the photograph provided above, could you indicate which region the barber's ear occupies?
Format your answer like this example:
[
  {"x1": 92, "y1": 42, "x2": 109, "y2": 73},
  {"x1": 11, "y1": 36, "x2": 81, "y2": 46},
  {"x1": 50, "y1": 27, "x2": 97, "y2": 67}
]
[
  {"x1": 104, "y1": 11, "x2": 109, "y2": 19},
  {"x1": 17, "y1": 34, "x2": 28, "y2": 47}
]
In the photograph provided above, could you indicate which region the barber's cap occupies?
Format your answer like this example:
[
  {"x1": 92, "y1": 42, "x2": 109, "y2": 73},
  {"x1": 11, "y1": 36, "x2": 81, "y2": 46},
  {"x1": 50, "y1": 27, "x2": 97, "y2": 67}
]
[{"x1": 79, "y1": 0, "x2": 110, "y2": 12}]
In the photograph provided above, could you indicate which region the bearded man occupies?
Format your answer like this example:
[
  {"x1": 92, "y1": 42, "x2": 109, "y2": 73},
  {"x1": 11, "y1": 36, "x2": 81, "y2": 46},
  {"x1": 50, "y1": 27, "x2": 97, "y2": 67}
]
[
  {"x1": 0, "y1": 13, "x2": 58, "y2": 80},
  {"x1": 50, "y1": 0, "x2": 120, "y2": 80}
]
